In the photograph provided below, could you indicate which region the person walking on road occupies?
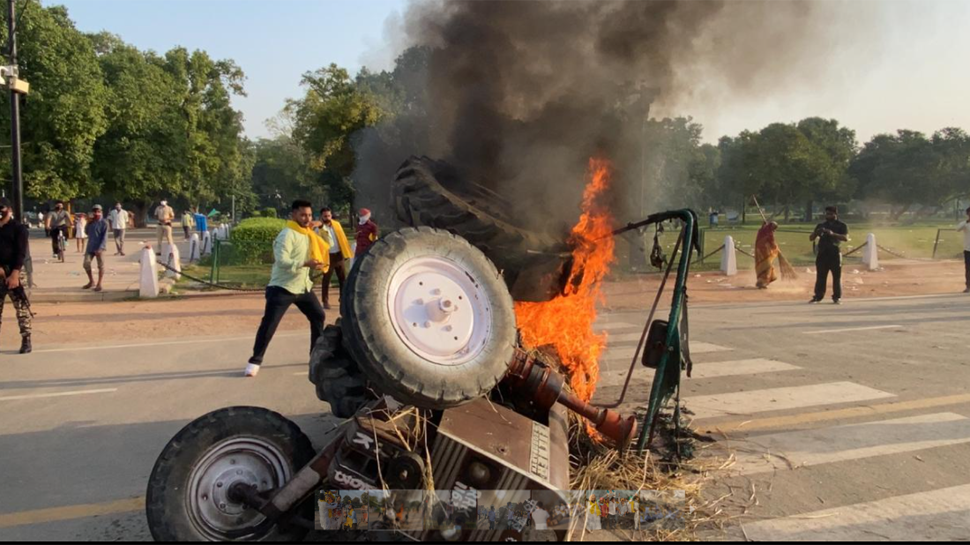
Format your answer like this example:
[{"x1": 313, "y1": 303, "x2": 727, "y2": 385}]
[
  {"x1": 957, "y1": 206, "x2": 970, "y2": 294},
  {"x1": 47, "y1": 201, "x2": 71, "y2": 262},
  {"x1": 108, "y1": 202, "x2": 130, "y2": 256},
  {"x1": 154, "y1": 199, "x2": 175, "y2": 256},
  {"x1": 74, "y1": 212, "x2": 88, "y2": 253},
  {"x1": 316, "y1": 207, "x2": 353, "y2": 310},
  {"x1": 354, "y1": 208, "x2": 379, "y2": 257},
  {"x1": 244, "y1": 200, "x2": 328, "y2": 378},
  {"x1": 182, "y1": 209, "x2": 195, "y2": 240},
  {"x1": 0, "y1": 198, "x2": 32, "y2": 354},
  {"x1": 809, "y1": 206, "x2": 849, "y2": 304},
  {"x1": 82, "y1": 205, "x2": 109, "y2": 293},
  {"x1": 488, "y1": 506, "x2": 496, "y2": 530}
]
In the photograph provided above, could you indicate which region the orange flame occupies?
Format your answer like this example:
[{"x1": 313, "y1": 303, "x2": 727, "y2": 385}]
[{"x1": 515, "y1": 158, "x2": 615, "y2": 427}]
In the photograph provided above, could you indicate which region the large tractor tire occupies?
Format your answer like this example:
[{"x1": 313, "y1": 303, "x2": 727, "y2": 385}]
[
  {"x1": 392, "y1": 156, "x2": 574, "y2": 302},
  {"x1": 341, "y1": 227, "x2": 517, "y2": 410},
  {"x1": 309, "y1": 322, "x2": 376, "y2": 419},
  {"x1": 146, "y1": 407, "x2": 315, "y2": 542}
]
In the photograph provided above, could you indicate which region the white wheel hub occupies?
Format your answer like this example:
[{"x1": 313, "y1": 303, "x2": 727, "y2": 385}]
[
  {"x1": 388, "y1": 256, "x2": 491, "y2": 366},
  {"x1": 186, "y1": 438, "x2": 290, "y2": 540}
]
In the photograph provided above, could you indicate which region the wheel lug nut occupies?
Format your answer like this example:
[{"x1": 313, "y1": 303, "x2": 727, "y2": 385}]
[
  {"x1": 236, "y1": 470, "x2": 243, "y2": 475},
  {"x1": 220, "y1": 503, "x2": 227, "y2": 509},
  {"x1": 424, "y1": 321, "x2": 431, "y2": 328},
  {"x1": 216, "y1": 482, "x2": 223, "y2": 488}
]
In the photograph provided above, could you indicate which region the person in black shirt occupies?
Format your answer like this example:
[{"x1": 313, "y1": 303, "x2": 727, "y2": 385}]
[
  {"x1": 0, "y1": 197, "x2": 32, "y2": 353},
  {"x1": 809, "y1": 205, "x2": 849, "y2": 304}
]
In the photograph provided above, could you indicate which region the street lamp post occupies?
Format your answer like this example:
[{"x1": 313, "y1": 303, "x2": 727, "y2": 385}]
[{"x1": 7, "y1": 0, "x2": 23, "y2": 224}]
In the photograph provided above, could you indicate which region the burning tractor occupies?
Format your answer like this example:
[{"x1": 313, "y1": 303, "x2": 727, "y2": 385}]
[{"x1": 144, "y1": 156, "x2": 701, "y2": 541}]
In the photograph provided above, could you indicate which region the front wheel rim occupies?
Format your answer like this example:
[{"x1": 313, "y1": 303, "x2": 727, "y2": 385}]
[
  {"x1": 386, "y1": 255, "x2": 492, "y2": 366},
  {"x1": 185, "y1": 437, "x2": 292, "y2": 540}
]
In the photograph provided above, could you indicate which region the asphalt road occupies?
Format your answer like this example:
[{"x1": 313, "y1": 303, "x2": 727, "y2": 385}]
[{"x1": 2, "y1": 293, "x2": 969, "y2": 540}]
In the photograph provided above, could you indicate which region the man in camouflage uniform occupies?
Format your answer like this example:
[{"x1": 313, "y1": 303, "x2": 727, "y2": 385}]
[{"x1": 0, "y1": 198, "x2": 32, "y2": 353}]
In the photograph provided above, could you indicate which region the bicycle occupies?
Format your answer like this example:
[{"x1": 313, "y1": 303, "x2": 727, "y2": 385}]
[{"x1": 56, "y1": 228, "x2": 66, "y2": 263}]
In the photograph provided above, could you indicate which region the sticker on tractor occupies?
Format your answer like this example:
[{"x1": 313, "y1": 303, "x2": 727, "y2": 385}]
[{"x1": 529, "y1": 421, "x2": 551, "y2": 481}]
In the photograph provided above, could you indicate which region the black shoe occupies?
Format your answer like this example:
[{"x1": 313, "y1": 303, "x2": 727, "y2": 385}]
[
  {"x1": 833, "y1": 299, "x2": 842, "y2": 305},
  {"x1": 19, "y1": 337, "x2": 31, "y2": 354},
  {"x1": 323, "y1": 302, "x2": 332, "y2": 310},
  {"x1": 963, "y1": 288, "x2": 970, "y2": 294},
  {"x1": 808, "y1": 298, "x2": 821, "y2": 304}
]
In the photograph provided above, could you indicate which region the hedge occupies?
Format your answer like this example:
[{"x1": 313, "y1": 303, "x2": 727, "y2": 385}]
[{"x1": 227, "y1": 217, "x2": 287, "y2": 265}]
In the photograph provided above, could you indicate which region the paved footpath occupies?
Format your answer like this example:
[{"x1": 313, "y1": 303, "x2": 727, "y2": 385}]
[{"x1": 25, "y1": 228, "x2": 194, "y2": 302}]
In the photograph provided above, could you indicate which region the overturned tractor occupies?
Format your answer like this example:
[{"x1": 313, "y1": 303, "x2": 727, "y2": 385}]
[{"x1": 145, "y1": 157, "x2": 700, "y2": 542}]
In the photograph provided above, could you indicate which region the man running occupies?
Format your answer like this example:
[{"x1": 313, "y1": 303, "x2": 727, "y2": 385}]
[
  {"x1": 0, "y1": 198, "x2": 32, "y2": 354},
  {"x1": 244, "y1": 200, "x2": 328, "y2": 377}
]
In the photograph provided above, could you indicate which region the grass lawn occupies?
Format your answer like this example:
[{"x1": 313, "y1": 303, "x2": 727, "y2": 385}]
[
  {"x1": 176, "y1": 263, "x2": 347, "y2": 291},
  {"x1": 618, "y1": 219, "x2": 966, "y2": 273}
]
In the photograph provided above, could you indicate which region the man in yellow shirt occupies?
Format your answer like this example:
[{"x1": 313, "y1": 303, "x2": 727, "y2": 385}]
[
  {"x1": 316, "y1": 207, "x2": 353, "y2": 310},
  {"x1": 244, "y1": 200, "x2": 328, "y2": 377}
]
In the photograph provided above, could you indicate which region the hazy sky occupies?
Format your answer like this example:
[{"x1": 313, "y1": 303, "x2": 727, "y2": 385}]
[{"x1": 56, "y1": 0, "x2": 970, "y2": 145}]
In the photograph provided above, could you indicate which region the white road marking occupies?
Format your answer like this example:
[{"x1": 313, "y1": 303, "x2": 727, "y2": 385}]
[
  {"x1": 0, "y1": 388, "x2": 117, "y2": 402},
  {"x1": 595, "y1": 322, "x2": 639, "y2": 331},
  {"x1": 602, "y1": 341, "x2": 731, "y2": 362},
  {"x1": 686, "y1": 382, "x2": 895, "y2": 419},
  {"x1": 803, "y1": 325, "x2": 903, "y2": 335},
  {"x1": 606, "y1": 331, "x2": 647, "y2": 343},
  {"x1": 596, "y1": 359, "x2": 798, "y2": 388},
  {"x1": 742, "y1": 483, "x2": 970, "y2": 541},
  {"x1": 732, "y1": 412, "x2": 970, "y2": 475},
  {"x1": 34, "y1": 331, "x2": 304, "y2": 354},
  {"x1": 690, "y1": 358, "x2": 799, "y2": 379}
]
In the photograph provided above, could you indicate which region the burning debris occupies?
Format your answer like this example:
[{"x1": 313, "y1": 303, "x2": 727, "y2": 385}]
[{"x1": 515, "y1": 158, "x2": 616, "y2": 421}]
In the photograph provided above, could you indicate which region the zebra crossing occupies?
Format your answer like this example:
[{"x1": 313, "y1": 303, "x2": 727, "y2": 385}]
[{"x1": 593, "y1": 316, "x2": 970, "y2": 541}]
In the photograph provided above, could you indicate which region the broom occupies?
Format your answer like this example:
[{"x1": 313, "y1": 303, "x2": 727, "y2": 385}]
[{"x1": 752, "y1": 195, "x2": 798, "y2": 281}]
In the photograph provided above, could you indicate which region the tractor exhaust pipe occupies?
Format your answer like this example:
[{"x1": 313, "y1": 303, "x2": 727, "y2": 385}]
[{"x1": 504, "y1": 350, "x2": 638, "y2": 446}]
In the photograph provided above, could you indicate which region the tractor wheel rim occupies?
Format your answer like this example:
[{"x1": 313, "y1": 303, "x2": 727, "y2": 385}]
[
  {"x1": 186, "y1": 437, "x2": 291, "y2": 540},
  {"x1": 387, "y1": 255, "x2": 491, "y2": 366}
]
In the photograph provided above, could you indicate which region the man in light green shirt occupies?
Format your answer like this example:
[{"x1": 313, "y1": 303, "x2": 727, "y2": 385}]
[{"x1": 245, "y1": 200, "x2": 326, "y2": 377}]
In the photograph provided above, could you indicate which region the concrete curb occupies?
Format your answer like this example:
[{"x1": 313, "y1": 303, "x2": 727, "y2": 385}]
[{"x1": 27, "y1": 289, "x2": 138, "y2": 303}]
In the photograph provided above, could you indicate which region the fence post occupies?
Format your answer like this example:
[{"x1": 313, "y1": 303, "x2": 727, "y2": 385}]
[
  {"x1": 861, "y1": 233, "x2": 879, "y2": 270},
  {"x1": 698, "y1": 229, "x2": 706, "y2": 264},
  {"x1": 932, "y1": 229, "x2": 942, "y2": 259},
  {"x1": 139, "y1": 246, "x2": 159, "y2": 298},
  {"x1": 720, "y1": 235, "x2": 737, "y2": 276}
]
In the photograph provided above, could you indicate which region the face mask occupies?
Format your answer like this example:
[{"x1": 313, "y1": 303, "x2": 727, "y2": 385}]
[{"x1": 359, "y1": 214, "x2": 370, "y2": 225}]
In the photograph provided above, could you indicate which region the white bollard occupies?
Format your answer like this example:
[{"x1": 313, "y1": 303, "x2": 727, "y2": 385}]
[
  {"x1": 165, "y1": 243, "x2": 182, "y2": 281},
  {"x1": 139, "y1": 246, "x2": 160, "y2": 298},
  {"x1": 189, "y1": 233, "x2": 201, "y2": 262},
  {"x1": 201, "y1": 231, "x2": 212, "y2": 256},
  {"x1": 720, "y1": 235, "x2": 737, "y2": 276},
  {"x1": 861, "y1": 233, "x2": 879, "y2": 270}
]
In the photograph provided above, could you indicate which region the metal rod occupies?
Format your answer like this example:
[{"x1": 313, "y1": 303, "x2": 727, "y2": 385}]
[{"x1": 596, "y1": 229, "x2": 683, "y2": 409}]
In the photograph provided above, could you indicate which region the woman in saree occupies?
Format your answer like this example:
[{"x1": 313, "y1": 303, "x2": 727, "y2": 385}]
[{"x1": 755, "y1": 221, "x2": 780, "y2": 289}]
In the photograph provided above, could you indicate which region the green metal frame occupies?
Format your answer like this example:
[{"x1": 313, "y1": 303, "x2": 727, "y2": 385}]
[{"x1": 633, "y1": 209, "x2": 698, "y2": 453}]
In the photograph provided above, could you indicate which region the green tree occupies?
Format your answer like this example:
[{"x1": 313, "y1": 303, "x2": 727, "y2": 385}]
[
  {"x1": 850, "y1": 129, "x2": 964, "y2": 220},
  {"x1": 0, "y1": 3, "x2": 107, "y2": 200},
  {"x1": 717, "y1": 119, "x2": 855, "y2": 222},
  {"x1": 88, "y1": 35, "x2": 250, "y2": 224},
  {"x1": 288, "y1": 63, "x2": 389, "y2": 210}
]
